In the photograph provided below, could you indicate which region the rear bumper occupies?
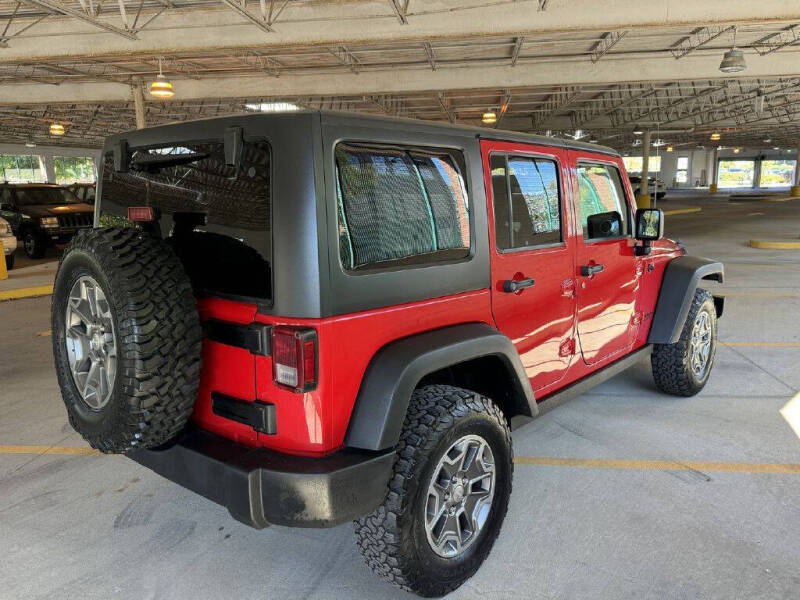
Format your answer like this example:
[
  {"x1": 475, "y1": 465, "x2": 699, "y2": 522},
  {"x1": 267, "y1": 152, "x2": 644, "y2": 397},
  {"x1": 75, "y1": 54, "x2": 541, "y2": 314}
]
[{"x1": 126, "y1": 428, "x2": 395, "y2": 529}]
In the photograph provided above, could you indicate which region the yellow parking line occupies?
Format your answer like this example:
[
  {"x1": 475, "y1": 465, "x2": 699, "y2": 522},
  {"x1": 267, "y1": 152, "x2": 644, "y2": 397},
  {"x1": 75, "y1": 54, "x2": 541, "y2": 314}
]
[
  {"x1": 0, "y1": 284, "x2": 54, "y2": 302},
  {"x1": 749, "y1": 240, "x2": 800, "y2": 250},
  {"x1": 514, "y1": 456, "x2": 800, "y2": 474},
  {"x1": 0, "y1": 445, "x2": 101, "y2": 456},
  {"x1": 721, "y1": 341, "x2": 800, "y2": 347},
  {"x1": 662, "y1": 207, "x2": 702, "y2": 216}
]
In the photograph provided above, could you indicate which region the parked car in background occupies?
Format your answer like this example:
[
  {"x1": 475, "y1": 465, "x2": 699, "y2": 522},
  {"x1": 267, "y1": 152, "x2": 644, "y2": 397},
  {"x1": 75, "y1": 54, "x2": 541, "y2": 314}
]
[
  {"x1": 629, "y1": 174, "x2": 667, "y2": 200},
  {"x1": 0, "y1": 183, "x2": 93, "y2": 258},
  {"x1": 0, "y1": 215, "x2": 17, "y2": 269}
]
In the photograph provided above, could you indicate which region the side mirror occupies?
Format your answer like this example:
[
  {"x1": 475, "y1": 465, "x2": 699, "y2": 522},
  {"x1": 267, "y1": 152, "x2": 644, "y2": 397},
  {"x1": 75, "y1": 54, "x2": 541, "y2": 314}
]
[
  {"x1": 635, "y1": 208, "x2": 664, "y2": 241},
  {"x1": 586, "y1": 210, "x2": 622, "y2": 240},
  {"x1": 634, "y1": 208, "x2": 664, "y2": 256}
]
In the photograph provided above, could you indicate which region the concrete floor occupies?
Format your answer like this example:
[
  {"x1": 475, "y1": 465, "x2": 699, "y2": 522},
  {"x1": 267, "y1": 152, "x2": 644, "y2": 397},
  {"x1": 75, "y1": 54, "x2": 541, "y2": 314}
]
[{"x1": 1, "y1": 192, "x2": 799, "y2": 600}]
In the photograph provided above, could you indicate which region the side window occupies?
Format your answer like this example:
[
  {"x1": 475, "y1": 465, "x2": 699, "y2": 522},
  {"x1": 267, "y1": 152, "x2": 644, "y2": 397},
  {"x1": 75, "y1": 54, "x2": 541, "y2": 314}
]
[
  {"x1": 576, "y1": 163, "x2": 630, "y2": 240},
  {"x1": 335, "y1": 143, "x2": 470, "y2": 271},
  {"x1": 490, "y1": 153, "x2": 561, "y2": 251}
]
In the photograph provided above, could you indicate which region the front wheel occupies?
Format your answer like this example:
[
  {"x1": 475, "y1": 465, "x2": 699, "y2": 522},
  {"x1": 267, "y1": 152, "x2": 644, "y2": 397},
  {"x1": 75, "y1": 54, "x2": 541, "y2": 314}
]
[
  {"x1": 22, "y1": 229, "x2": 46, "y2": 258},
  {"x1": 354, "y1": 385, "x2": 512, "y2": 597},
  {"x1": 651, "y1": 288, "x2": 717, "y2": 396}
]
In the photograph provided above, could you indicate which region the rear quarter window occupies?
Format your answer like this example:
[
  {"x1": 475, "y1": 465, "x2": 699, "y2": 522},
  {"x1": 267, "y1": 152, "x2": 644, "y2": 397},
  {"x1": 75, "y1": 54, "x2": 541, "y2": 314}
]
[{"x1": 334, "y1": 142, "x2": 470, "y2": 271}]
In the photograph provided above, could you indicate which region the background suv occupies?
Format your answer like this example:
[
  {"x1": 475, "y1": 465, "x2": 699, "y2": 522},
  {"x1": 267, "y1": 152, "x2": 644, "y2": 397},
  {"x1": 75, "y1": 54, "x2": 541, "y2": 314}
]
[{"x1": 0, "y1": 183, "x2": 93, "y2": 258}]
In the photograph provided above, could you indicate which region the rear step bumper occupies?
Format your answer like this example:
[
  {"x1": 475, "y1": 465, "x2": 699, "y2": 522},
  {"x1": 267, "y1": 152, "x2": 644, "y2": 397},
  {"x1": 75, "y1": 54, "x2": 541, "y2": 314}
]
[{"x1": 126, "y1": 428, "x2": 395, "y2": 529}]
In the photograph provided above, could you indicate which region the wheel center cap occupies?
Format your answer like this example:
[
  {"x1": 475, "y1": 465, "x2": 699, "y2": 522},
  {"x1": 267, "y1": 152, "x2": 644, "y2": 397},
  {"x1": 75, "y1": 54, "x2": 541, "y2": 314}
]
[
  {"x1": 90, "y1": 332, "x2": 104, "y2": 353},
  {"x1": 451, "y1": 484, "x2": 465, "y2": 503}
]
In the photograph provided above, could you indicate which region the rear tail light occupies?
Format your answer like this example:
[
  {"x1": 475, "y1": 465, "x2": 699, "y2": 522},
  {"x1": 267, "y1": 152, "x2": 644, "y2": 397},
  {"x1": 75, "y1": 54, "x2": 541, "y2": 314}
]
[
  {"x1": 127, "y1": 206, "x2": 155, "y2": 222},
  {"x1": 272, "y1": 327, "x2": 317, "y2": 392}
]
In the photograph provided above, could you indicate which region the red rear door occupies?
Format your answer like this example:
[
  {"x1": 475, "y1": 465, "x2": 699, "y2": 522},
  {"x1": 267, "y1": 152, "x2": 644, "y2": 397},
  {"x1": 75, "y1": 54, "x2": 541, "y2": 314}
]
[
  {"x1": 568, "y1": 151, "x2": 640, "y2": 365},
  {"x1": 482, "y1": 140, "x2": 577, "y2": 393}
]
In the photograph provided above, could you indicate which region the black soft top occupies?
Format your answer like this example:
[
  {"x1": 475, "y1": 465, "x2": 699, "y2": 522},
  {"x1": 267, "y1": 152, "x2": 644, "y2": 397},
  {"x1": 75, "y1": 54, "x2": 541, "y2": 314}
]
[{"x1": 104, "y1": 110, "x2": 619, "y2": 157}]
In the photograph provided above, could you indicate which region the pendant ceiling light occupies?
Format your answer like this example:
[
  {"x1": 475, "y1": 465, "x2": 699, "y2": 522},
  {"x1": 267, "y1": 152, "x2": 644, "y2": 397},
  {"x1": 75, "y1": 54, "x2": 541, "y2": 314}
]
[
  {"x1": 49, "y1": 123, "x2": 65, "y2": 136},
  {"x1": 719, "y1": 26, "x2": 747, "y2": 73},
  {"x1": 710, "y1": 132, "x2": 721, "y2": 141},
  {"x1": 149, "y1": 58, "x2": 175, "y2": 99},
  {"x1": 481, "y1": 110, "x2": 497, "y2": 124},
  {"x1": 666, "y1": 145, "x2": 674, "y2": 152}
]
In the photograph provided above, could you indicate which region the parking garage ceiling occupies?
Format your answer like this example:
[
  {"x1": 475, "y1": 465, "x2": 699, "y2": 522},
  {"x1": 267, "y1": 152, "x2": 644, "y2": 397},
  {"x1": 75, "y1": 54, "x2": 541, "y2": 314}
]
[{"x1": 0, "y1": 0, "x2": 799, "y2": 150}]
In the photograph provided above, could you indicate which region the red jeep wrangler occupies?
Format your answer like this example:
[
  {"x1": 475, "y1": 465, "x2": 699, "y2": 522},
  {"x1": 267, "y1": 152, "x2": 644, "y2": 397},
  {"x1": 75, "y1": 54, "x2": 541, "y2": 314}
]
[{"x1": 51, "y1": 112, "x2": 723, "y2": 597}]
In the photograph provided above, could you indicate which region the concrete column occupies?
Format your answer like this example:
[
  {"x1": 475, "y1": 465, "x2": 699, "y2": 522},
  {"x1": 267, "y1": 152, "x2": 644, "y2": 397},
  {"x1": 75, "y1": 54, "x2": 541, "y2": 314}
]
[
  {"x1": 752, "y1": 157, "x2": 762, "y2": 190},
  {"x1": 637, "y1": 130, "x2": 651, "y2": 208},
  {"x1": 792, "y1": 148, "x2": 800, "y2": 197},
  {"x1": 709, "y1": 148, "x2": 719, "y2": 194},
  {"x1": 132, "y1": 83, "x2": 146, "y2": 129}
]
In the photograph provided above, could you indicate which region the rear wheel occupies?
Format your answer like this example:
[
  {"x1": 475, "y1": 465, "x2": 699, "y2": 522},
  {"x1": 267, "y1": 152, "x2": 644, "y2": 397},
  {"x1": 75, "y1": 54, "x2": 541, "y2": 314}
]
[
  {"x1": 52, "y1": 228, "x2": 202, "y2": 453},
  {"x1": 354, "y1": 385, "x2": 512, "y2": 597},
  {"x1": 651, "y1": 288, "x2": 717, "y2": 396}
]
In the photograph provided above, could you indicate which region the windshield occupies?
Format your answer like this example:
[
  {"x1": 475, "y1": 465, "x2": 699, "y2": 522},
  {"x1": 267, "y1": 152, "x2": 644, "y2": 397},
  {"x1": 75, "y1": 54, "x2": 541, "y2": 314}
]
[{"x1": 14, "y1": 187, "x2": 79, "y2": 206}]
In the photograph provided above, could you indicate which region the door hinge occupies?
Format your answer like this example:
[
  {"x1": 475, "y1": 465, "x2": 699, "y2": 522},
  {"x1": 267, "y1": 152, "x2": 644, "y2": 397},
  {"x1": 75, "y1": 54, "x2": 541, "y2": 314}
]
[{"x1": 559, "y1": 338, "x2": 576, "y2": 357}]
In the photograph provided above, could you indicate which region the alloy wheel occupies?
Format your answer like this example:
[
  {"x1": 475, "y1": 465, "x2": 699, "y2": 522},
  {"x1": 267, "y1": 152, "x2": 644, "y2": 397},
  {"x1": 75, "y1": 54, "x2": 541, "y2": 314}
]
[
  {"x1": 64, "y1": 276, "x2": 117, "y2": 410},
  {"x1": 424, "y1": 434, "x2": 496, "y2": 558}
]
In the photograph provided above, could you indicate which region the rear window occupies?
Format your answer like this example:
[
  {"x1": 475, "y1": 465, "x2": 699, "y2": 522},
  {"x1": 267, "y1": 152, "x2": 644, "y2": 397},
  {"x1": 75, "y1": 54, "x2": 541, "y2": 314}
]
[
  {"x1": 99, "y1": 140, "x2": 271, "y2": 300},
  {"x1": 334, "y1": 143, "x2": 470, "y2": 271}
]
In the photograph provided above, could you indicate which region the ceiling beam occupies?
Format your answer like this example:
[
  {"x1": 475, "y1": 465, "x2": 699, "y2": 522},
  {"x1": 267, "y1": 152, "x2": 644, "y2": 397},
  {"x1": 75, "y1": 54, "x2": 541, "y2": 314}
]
[
  {"x1": 219, "y1": 0, "x2": 273, "y2": 34},
  {"x1": 3, "y1": 49, "x2": 798, "y2": 105},
  {"x1": 670, "y1": 26, "x2": 735, "y2": 59},
  {"x1": 752, "y1": 24, "x2": 800, "y2": 55},
  {"x1": 23, "y1": 0, "x2": 138, "y2": 40},
  {"x1": 2, "y1": 0, "x2": 800, "y2": 62},
  {"x1": 387, "y1": 0, "x2": 410, "y2": 25},
  {"x1": 590, "y1": 31, "x2": 628, "y2": 63}
]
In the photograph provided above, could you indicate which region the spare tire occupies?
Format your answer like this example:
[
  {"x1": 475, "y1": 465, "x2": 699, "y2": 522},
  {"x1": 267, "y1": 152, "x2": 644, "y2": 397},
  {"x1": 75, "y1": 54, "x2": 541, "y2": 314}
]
[{"x1": 51, "y1": 227, "x2": 202, "y2": 453}]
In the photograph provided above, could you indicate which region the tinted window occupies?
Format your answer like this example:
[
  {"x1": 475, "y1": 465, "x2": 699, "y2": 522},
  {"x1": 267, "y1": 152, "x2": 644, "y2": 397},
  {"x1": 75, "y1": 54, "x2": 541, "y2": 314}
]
[
  {"x1": 490, "y1": 154, "x2": 561, "y2": 250},
  {"x1": 577, "y1": 164, "x2": 630, "y2": 240},
  {"x1": 335, "y1": 143, "x2": 470, "y2": 271},
  {"x1": 99, "y1": 140, "x2": 271, "y2": 299}
]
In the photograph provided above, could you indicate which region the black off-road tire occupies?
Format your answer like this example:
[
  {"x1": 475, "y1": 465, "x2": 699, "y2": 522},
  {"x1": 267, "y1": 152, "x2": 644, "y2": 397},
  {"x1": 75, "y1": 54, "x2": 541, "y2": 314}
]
[
  {"x1": 651, "y1": 288, "x2": 717, "y2": 396},
  {"x1": 52, "y1": 227, "x2": 202, "y2": 453},
  {"x1": 354, "y1": 385, "x2": 513, "y2": 597},
  {"x1": 22, "y1": 228, "x2": 47, "y2": 258}
]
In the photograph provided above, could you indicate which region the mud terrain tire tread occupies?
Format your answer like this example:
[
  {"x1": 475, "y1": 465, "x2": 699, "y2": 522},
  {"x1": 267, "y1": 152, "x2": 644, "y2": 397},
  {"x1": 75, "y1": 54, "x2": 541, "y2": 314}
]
[
  {"x1": 52, "y1": 227, "x2": 202, "y2": 453},
  {"x1": 353, "y1": 384, "x2": 512, "y2": 597},
  {"x1": 651, "y1": 288, "x2": 716, "y2": 397}
]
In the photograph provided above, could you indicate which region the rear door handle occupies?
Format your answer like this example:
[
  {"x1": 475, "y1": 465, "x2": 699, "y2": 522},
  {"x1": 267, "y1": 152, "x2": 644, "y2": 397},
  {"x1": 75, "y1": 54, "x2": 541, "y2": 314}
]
[
  {"x1": 580, "y1": 264, "x2": 605, "y2": 277},
  {"x1": 502, "y1": 278, "x2": 535, "y2": 293}
]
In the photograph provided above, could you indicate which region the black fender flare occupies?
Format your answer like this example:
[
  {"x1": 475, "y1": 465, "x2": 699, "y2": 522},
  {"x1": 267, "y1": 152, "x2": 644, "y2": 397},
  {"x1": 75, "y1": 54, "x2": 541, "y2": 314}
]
[
  {"x1": 344, "y1": 323, "x2": 536, "y2": 451},
  {"x1": 648, "y1": 255, "x2": 724, "y2": 344}
]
